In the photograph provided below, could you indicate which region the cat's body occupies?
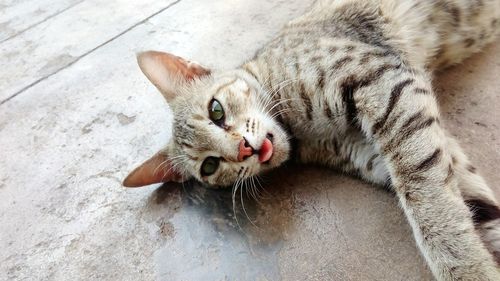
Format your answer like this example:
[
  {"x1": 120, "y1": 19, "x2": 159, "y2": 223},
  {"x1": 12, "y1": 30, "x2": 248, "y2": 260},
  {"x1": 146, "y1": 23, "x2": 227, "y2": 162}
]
[
  {"x1": 245, "y1": 0, "x2": 500, "y2": 184},
  {"x1": 124, "y1": 0, "x2": 500, "y2": 280}
]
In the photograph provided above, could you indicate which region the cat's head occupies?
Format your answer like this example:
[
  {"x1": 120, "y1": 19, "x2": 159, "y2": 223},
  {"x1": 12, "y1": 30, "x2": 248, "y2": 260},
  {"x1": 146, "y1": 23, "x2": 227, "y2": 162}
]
[{"x1": 123, "y1": 51, "x2": 290, "y2": 188}]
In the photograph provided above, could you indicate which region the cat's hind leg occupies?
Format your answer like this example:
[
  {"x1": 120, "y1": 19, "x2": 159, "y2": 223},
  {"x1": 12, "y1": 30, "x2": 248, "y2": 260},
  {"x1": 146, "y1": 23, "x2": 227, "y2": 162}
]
[{"x1": 381, "y1": 0, "x2": 500, "y2": 70}]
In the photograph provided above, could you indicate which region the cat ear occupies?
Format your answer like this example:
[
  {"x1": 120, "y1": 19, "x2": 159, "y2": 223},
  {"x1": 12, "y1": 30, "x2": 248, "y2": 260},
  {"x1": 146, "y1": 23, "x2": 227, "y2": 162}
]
[
  {"x1": 123, "y1": 151, "x2": 185, "y2": 188},
  {"x1": 136, "y1": 50, "x2": 211, "y2": 101}
]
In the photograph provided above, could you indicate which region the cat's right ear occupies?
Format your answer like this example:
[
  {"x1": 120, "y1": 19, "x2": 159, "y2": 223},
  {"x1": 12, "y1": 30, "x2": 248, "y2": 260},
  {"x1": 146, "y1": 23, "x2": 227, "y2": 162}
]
[
  {"x1": 123, "y1": 150, "x2": 185, "y2": 188},
  {"x1": 136, "y1": 51, "x2": 211, "y2": 101}
]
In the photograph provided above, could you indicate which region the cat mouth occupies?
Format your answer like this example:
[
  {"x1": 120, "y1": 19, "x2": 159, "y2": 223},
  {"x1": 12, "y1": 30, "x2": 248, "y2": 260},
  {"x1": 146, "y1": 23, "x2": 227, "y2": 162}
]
[{"x1": 258, "y1": 133, "x2": 274, "y2": 163}]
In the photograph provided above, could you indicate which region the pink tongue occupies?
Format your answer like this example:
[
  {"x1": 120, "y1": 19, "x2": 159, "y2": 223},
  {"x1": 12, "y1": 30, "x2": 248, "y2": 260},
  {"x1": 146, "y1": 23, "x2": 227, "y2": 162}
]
[{"x1": 258, "y1": 138, "x2": 273, "y2": 163}]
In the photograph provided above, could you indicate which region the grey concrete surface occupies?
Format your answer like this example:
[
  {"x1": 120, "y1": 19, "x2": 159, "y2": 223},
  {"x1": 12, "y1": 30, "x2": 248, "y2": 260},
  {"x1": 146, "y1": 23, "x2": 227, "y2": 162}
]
[{"x1": 0, "y1": 0, "x2": 498, "y2": 280}]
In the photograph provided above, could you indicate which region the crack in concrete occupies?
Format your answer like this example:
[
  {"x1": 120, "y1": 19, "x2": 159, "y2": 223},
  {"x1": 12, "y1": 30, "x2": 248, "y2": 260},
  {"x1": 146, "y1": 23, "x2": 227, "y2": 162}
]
[
  {"x1": 0, "y1": 0, "x2": 86, "y2": 45},
  {"x1": 0, "y1": 0, "x2": 183, "y2": 106}
]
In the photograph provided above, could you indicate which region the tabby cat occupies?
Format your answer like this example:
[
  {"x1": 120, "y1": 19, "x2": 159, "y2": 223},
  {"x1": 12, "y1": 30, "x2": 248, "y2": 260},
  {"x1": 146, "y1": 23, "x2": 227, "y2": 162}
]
[{"x1": 123, "y1": 0, "x2": 500, "y2": 279}]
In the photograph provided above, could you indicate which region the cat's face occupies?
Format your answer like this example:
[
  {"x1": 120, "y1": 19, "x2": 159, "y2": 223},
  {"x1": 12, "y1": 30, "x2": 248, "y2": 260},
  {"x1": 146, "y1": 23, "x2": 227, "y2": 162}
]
[{"x1": 123, "y1": 51, "x2": 290, "y2": 188}]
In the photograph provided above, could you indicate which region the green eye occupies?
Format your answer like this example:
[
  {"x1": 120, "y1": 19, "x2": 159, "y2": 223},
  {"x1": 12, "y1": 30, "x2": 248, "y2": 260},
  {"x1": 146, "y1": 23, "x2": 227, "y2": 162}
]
[
  {"x1": 209, "y1": 99, "x2": 224, "y2": 123},
  {"x1": 201, "y1": 157, "x2": 220, "y2": 176}
]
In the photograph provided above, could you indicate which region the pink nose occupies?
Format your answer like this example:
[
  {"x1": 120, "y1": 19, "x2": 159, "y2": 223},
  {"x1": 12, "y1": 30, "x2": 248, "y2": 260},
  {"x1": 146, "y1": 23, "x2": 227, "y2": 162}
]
[{"x1": 237, "y1": 139, "x2": 254, "y2": 162}]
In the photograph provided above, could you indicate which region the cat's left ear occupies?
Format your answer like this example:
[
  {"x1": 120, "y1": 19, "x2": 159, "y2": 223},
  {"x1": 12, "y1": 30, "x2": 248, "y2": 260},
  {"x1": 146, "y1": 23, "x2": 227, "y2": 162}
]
[
  {"x1": 123, "y1": 150, "x2": 185, "y2": 188},
  {"x1": 136, "y1": 50, "x2": 211, "y2": 101}
]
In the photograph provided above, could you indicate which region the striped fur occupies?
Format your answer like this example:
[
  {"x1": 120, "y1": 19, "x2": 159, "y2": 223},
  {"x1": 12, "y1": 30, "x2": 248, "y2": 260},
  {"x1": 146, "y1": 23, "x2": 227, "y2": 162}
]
[
  {"x1": 133, "y1": 0, "x2": 500, "y2": 280},
  {"x1": 240, "y1": 1, "x2": 500, "y2": 279}
]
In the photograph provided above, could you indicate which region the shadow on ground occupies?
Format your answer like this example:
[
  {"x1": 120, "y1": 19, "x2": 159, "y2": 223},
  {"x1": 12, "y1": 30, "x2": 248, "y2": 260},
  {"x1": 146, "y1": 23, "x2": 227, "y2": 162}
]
[{"x1": 142, "y1": 165, "x2": 432, "y2": 280}]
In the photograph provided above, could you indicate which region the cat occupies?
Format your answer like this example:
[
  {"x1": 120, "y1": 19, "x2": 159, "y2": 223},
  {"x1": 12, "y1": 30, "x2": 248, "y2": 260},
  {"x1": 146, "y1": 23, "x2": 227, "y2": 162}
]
[{"x1": 123, "y1": 0, "x2": 500, "y2": 280}]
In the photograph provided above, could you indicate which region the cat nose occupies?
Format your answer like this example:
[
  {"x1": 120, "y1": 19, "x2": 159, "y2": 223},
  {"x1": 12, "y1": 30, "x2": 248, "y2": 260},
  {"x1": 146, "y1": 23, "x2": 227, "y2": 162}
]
[{"x1": 237, "y1": 138, "x2": 254, "y2": 162}]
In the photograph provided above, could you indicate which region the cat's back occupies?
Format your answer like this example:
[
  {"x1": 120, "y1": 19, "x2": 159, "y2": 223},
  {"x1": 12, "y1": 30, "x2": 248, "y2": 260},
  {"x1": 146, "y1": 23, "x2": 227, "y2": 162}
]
[
  {"x1": 285, "y1": 0, "x2": 500, "y2": 69},
  {"x1": 249, "y1": 0, "x2": 500, "y2": 141}
]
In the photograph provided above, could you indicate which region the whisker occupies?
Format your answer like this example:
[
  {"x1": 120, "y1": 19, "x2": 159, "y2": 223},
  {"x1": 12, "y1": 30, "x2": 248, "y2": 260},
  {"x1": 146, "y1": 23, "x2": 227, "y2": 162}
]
[
  {"x1": 264, "y1": 97, "x2": 302, "y2": 117},
  {"x1": 153, "y1": 154, "x2": 185, "y2": 175},
  {"x1": 255, "y1": 175, "x2": 272, "y2": 200},
  {"x1": 160, "y1": 158, "x2": 188, "y2": 181},
  {"x1": 262, "y1": 78, "x2": 300, "y2": 109},
  {"x1": 232, "y1": 178, "x2": 244, "y2": 231},
  {"x1": 240, "y1": 179, "x2": 257, "y2": 227},
  {"x1": 259, "y1": 77, "x2": 300, "y2": 111},
  {"x1": 248, "y1": 176, "x2": 257, "y2": 201},
  {"x1": 250, "y1": 176, "x2": 259, "y2": 201}
]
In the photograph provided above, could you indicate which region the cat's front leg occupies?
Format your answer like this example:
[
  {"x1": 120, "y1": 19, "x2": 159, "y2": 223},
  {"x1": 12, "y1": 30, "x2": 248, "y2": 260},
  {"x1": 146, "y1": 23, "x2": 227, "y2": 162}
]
[
  {"x1": 447, "y1": 136, "x2": 500, "y2": 264},
  {"x1": 352, "y1": 67, "x2": 499, "y2": 280}
]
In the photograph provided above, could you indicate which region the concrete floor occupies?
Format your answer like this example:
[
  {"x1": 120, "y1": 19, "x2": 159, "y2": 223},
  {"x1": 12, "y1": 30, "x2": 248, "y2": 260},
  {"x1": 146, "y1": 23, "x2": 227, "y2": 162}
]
[{"x1": 0, "y1": 0, "x2": 499, "y2": 280}]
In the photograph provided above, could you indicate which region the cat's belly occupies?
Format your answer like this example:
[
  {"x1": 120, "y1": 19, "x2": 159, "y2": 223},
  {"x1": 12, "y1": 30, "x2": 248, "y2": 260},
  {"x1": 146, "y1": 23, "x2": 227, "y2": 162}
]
[{"x1": 289, "y1": 121, "x2": 390, "y2": 186}]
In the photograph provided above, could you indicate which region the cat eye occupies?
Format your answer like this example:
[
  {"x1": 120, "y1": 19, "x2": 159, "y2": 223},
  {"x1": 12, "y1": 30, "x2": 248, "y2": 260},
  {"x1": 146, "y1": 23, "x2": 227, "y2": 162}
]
[
  {"x1": 201, "y1": 157, "x2": 220, "y2": 176},
  {"x1": 208, "y1": 99, "x2": 225, "y2": 124}
]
